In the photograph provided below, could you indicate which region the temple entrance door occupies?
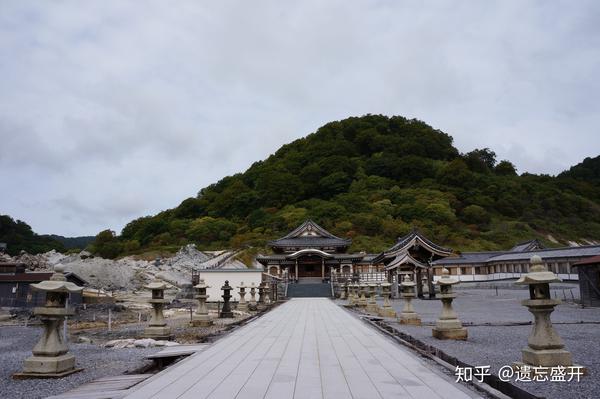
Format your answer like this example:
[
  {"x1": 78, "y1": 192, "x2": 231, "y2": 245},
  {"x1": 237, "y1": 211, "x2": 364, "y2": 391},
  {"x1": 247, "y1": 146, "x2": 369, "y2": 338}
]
[{"x1": 296, "y1": 256, "x2": 327, "y2": 280}]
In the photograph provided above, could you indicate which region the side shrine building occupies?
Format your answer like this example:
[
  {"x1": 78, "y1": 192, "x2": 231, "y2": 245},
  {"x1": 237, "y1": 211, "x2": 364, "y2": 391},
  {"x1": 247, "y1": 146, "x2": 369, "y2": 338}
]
[{"x1": 256, "y1": 220, "x2": 373, "y2": 282}]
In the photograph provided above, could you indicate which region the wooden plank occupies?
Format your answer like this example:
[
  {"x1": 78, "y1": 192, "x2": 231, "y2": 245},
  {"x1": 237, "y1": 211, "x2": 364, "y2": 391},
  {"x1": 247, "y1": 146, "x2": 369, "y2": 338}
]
[
  {"x1": 147, "y1": 344, "x2": 208, "y2": 359},
  {"x1": 46, "y1": 374, "x2": 152, "y2": 399}
]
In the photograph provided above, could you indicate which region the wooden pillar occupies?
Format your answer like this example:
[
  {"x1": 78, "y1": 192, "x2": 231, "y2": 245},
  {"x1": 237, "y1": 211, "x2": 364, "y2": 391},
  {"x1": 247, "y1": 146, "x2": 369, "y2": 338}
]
[
  {"x1": 295, "y1": 259, "x2": 298, "y2": 281},
  {"x1": 321, "y1": 258, "x2": 325, "y2": 280}
]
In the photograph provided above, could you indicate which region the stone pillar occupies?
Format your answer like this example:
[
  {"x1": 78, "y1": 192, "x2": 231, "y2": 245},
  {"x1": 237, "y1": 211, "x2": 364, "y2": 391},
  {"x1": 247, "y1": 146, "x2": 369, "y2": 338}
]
[
  {"x1": 248, "y1": 283, "x2": 258, "y2": 311},
  {"x1": 143, "y1": 279, "x2": 172, "y2": 340},
  {"x1": 432, "y1": 269, "x2": 467, "y2": 340},
  {"x1": 191, "y1": 278, "x2": 213, "y2": 326},
  {"x1": 399, "y1": 275, "x2": 420, "y2": 325},
  {"x1": 378, "y1": 282, "x2": 396, "y2": 318},
  {"x1": 237, "y1": 281, "x2": 248, "y2": 312},
  {"x1": 514, "y1": 255, "x2": 584, "y2": 371},
  {"x1": 358, "y1": 283, "x2": 368, "y2": 307},
  {"x1": 220, "y1": 280, "x2": 234, "y2": 318},
  {"x1": 14, "y1": 265, "x2": 83, "y2": 378}
]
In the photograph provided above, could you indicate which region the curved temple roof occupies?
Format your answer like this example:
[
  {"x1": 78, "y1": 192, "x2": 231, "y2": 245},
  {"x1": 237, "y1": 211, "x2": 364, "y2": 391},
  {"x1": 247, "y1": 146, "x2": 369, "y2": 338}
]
[
  {"x1": 268, "y1": 219, "x2": 351, "y2": 249},
  {"x1": 385, "y1": 252, "x2": 428, "y2": 270},
  {"x1": 374, "y1": 229, "x2": 453, "y2": 263}
]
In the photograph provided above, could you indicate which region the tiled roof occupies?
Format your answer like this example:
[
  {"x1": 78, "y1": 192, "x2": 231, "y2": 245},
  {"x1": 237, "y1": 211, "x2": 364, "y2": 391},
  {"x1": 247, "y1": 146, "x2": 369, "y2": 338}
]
[
  {"x1": 435, "y1": 245, "x2": 600, "y2": 266},
  {"x1": 434, "y1": 252, "x2": 504, "y2": 265},
  {"x1": 268, "y1": 220, "x2": 351, "y2": 248},
  {"x1": 374, "y1": 229, "x2": 453, "y2": 263},
  {"x1": 509, "y1": 239, "x2": 544, "y2": 252},
  {"x1": 489, "y1": 245, "x2": 600, "y2": 262},
  {"x1": 573, "y1": 255, "x2": 600, "y2": 267}
]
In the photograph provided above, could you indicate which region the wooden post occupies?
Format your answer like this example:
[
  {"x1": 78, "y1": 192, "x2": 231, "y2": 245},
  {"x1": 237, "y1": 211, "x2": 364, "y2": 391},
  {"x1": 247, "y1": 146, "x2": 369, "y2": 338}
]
[
  {"x1": 295, "y1": 260, "x2": 298, "y2": 281},
  {"x1": 108, "y1": 308, "x2": 112, "y2": 332},
  {"x1": 321, "y1": 259, "x2": 325, "y2": 281}
]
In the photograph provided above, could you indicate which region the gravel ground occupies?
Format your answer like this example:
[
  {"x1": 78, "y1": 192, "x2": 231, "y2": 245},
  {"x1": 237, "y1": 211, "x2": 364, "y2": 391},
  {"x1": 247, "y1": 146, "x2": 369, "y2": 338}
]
[
  {"x1": 0, "y1": 326, "x2": 160, "y2": 399},
  {"x1": 343, "y1": 287, "x2": 600, "y2": 399}
]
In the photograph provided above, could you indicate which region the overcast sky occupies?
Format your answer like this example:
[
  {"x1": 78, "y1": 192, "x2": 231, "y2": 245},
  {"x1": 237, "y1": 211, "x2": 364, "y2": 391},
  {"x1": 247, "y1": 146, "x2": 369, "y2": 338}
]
[{"x1": 1, "y1": 1, "x2": 599, "y2": 237}]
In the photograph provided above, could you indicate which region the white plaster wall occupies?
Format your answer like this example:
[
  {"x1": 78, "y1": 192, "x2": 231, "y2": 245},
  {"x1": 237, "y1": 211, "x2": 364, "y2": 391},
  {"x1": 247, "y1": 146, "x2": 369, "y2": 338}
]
[{"x1": 198, "y1": 270, "x2": 263, "y2": 302}]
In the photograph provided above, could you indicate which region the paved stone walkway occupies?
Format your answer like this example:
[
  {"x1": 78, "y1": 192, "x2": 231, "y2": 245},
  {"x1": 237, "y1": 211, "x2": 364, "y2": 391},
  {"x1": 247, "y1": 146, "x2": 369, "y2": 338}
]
[{"x1": 125, "y1": 298, "x2": 480, "y2": 399}]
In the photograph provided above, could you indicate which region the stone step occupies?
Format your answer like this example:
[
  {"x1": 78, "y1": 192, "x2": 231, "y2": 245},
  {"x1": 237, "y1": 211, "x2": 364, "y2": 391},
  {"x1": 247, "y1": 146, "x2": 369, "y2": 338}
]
[{"x1": 287, "y1": 283, "x2": 332, "y2": 298}]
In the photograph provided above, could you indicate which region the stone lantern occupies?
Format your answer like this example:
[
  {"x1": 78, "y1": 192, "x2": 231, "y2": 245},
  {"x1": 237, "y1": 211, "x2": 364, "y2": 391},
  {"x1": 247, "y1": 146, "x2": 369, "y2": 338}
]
[
  {"x1": 399, "y1": 275, "x2": 420, "y2": 325},
  {"x1": 237, "y1": 281, "x2": 248, "y2": 312},
  {"x1": 264, "y1": 282, "x2": 272, "y2": 306},
  {"x1": 257, "y1": 282, "x2": 266, "y2": 311},
  {"x1": 14, "y1": 265, "x2": 83, "y2": 378},
  {"x1": 352, "y1": 282, "x2": 360, "y2": 305},
  {"x1": 432, "y1": 268, "x2": 467, "y2": 340},
  {"x1": 340, "y1": 279, "x2": 348, "y2": 300},
  {"x1": 220, "y1": 280, "x2": 234, "y2": 318},
  {"x1": 347, "y1": 283, "x2": 356, "y2": 306},
  {"x1": 191, "y1": 278, "x2": 213, "y2": 327},
  {"x1": 378, "y1": 282, "x2": 396, "y2": 318},
  {"x1": 143, "y1": 279, "x2": 172, "y2": 340},
  {"x1": 514, "y1": 255, "x2": 582, "y2": 370},
  {"x1": 366, "y1": 283, "x2": 379, "y2": 314},
  {"x1": 248, "y1": 282, "x2": 258, "y2": 311},
  {"x1": 358, "y1": 283, "x2": 368, "y2": 307}
]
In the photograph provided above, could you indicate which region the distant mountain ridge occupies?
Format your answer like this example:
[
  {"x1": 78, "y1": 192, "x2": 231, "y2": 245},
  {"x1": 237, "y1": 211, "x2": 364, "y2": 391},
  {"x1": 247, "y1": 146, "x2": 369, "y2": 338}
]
[{"x1": 44, "y1": 234, "x2": 95, "y2": 250}]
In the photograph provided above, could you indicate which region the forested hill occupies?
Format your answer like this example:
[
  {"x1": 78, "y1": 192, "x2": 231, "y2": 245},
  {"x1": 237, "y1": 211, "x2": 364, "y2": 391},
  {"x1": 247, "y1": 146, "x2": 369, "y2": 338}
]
[
  {"x1": 0, "y1": 215, "x2": 66, "y2": 255},
  {"x1": 92, "y1": 115, "x2": 600, "y2": 258}
]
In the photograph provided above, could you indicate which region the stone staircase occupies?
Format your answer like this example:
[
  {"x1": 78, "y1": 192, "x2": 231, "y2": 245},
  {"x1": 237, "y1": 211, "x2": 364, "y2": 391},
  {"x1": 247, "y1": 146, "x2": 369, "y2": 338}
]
[{"x1": 287, "y1": 282, "x2": 332, "y2": 298}]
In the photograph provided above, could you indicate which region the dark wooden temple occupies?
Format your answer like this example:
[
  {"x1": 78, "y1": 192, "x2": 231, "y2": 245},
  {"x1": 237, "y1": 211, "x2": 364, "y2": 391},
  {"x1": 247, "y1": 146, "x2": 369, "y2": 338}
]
[
  {"x1": 372, "y1": 229, "x2": 453, "y2": 298},
  {"x1": 256, "y1": 220, "x2": 370, "y2": 282}
]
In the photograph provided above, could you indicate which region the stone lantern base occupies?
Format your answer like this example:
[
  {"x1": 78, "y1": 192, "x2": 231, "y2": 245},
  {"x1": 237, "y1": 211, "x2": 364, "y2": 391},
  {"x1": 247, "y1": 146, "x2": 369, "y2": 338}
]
[
  {"x1": 399, "y1": 312, "x2": 421, "y2": 325},
  {"x1": 190, "y1": 315, "x2": 213, "y2": 327},
  {"x1": 432, "y1": 318, "x2": 468, "y2": 340},
  {"x1": 366, "y1": 301, "x2": 379, "y2": 314},
  {"x1": 378, "y1": 306, "x2": 397, "y2": 318},
  {"x1": 143, "y1": 325, "x2": 172, "y2": 340},
  {"x1": 522, "y1": 347, "x2": 572, "y2": 367},
  {"x1": 13, "y1": 353, "x2": 82, "y2": 379}
]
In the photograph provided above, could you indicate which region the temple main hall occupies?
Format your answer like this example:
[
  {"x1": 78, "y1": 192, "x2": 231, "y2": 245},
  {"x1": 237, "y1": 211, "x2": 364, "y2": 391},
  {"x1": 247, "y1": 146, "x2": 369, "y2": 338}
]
[{"x1": 256, "y1": 220, "x2": 373, "y2": 281}]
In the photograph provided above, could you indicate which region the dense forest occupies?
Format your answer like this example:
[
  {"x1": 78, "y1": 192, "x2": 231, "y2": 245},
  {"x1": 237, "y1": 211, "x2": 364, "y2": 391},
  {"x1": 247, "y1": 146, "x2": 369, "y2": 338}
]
[
  {"x1": 89, "y1": 114, "x2": 600, "y2": 259},
  {"x1": 0, "y1": 215, "x2": 66, "y2": 255}
]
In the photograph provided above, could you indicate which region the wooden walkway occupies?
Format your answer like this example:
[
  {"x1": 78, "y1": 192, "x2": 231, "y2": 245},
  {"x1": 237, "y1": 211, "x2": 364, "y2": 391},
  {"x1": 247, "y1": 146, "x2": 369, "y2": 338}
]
[{"x1": 124, "y1": 298, "x2": 480, "y2": 399}]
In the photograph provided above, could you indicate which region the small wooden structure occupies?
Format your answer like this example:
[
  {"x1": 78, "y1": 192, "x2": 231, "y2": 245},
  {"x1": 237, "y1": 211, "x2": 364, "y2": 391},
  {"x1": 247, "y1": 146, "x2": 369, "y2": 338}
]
[
  {"x1": 573, "y1": 255, "x2": 600, "y2": 307},
  {"x1": 0, "y1": 262, "x2": 86, "y2": 307}
]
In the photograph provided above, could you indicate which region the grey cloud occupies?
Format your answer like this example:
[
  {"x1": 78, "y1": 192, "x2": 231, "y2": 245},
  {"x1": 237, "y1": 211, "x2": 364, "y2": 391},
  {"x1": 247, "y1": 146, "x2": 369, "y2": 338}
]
[{"x1": 1, "y1": 0, "x2": 599, "y2": 236}]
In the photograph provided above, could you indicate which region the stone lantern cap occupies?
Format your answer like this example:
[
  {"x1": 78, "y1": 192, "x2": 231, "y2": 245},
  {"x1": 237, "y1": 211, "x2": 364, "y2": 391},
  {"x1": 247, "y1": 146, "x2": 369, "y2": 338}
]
[
  {"x1": 516, "y1": 255, "x2": 562, "y2": 285},
  {"x1": 144, "y1": 279, "x2": 168, "y2": 290},
  {"x1": 31, "y1": 265, "x2": 82, "y2": 294},
  {"x1": 380, "y1": 281, "x2": 391, "y2": 287},
  {"x1": 400, "y1": 275, "x2": 416, "y2": 287},
  {"x1": 194, "y1": 278, "x2": 210, "y2": 289},
  {"x1": 434, "y1": 268, "x2": 459, "y2": 286}
]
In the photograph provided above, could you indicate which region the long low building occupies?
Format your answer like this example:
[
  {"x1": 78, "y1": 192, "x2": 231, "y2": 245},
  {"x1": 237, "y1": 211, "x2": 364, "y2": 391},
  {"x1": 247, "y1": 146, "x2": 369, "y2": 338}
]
[{"x1": 433, "y1": 240, "x2": 600, "y2": 282}]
